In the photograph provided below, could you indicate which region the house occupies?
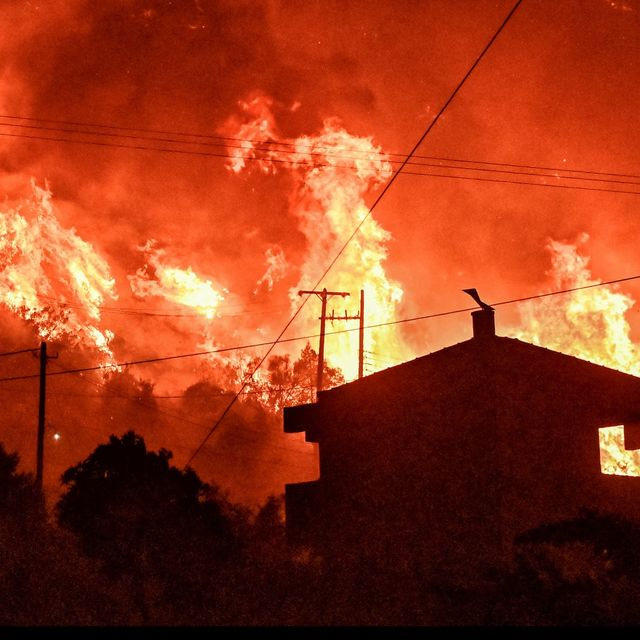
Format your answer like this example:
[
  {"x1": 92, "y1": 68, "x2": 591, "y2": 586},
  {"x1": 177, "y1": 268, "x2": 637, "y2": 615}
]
[{"x1": 283, "y1": 308, "x2": 640, "y2": 582}]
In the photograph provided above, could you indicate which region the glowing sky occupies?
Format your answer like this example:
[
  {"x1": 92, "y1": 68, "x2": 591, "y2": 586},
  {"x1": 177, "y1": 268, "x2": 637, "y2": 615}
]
[{"x1": 0, "y1": 0, "x2": 638, "y2": 504}]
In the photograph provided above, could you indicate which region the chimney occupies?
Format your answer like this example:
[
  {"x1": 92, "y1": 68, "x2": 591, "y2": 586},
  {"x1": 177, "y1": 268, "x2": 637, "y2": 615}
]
[{"x1": 471, "y1": 308, "x2": 495, "y2": 339}]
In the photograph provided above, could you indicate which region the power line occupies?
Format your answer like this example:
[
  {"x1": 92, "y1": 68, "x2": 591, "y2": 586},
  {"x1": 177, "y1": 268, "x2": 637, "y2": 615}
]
[
  {"x1": 363, "y1": 353, "x2": 402, "y2": 367},
  {"x1": 4, "y1": 124, "x2": 638, "y2": 198},
  {"x1": 3, "y1": 120, "x2": 640, "y2": 187},
  {"x1": 399, "y1": 169, "x2": 640, "y2": 196},
  {"x1": 0, "y1": 347, "x2": 38, "y2": 358},
  {"x1": 2, "y1": 129, "x2": 640, "y2": 197},
  {"x1": 34, "y1": 294, "x2": 291, "y2": 319},
  {"x1": 183, "y1": 0, "x2": 525, "y2": 467},
  {"x1": 0, "y1": 383, "x2": 315, "y2": 399},
  {"x1": 3, "y1": 114, "x2": 639, "y2": 182},
  {"x1": 45, "y1": 389, "x2": 315, "y2": 473},
  {"x1": 0, "y1": 271, "x2": 638, "y2": 385}
]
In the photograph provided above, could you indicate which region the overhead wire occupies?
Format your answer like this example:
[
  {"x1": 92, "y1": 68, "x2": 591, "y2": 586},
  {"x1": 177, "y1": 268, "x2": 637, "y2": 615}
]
[
  {"x1": 35, "y1": 294, "x2": 291, "y2": 319},
  {"x1": 44, "y1": 390, "x2": 315, "y2": 474},
  {"x1": 1, "y1": 129, "x2": 639, "y2": 197},
  {"x1": 0, "y1": 347, "x2": 39, "y2": 358},
  {"x1": 2, "y1": 114, "x2": 639, "y2": 182},
  {"x1": 2, "y1": 120, "x2": 640, "y2": 187},
  {"x1": 399, "y1": 169, "x2": 640, "y2": 196}
]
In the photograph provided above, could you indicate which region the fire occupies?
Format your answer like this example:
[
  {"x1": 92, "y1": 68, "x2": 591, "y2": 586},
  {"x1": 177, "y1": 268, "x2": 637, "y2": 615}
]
[
  {"x1": 0, "y1": 181, "x2": 116, "y2": 360},
  {"x1": 224, "y1": 94, "x2": 410, "y2": 379},
  {"x1": 515, "y1": 234, "x2": 640, "y2": 376},
  {"x1": 598, "y1": 426, "x2": 640, "y2": 476},
  {"x1": 254, "y1": 246, "x2": 288, "y2": 294},
  {"x1": 128, "y1": 240, "x2": 225, "y2": 320},
  {"x1": 516, "y1": 235, "x2": 640, "y2": 476}
]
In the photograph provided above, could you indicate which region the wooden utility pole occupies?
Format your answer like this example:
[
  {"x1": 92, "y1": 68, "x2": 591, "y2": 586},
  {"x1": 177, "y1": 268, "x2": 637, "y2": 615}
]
[
  {"x1": 36, "y1": 341, "x2": 46, "y2": 493},
  {"x1": 358, "y1": 289, "x2": 365, "y2": 380},
  {"x1": 298, "y1": 288, "x2": 349, "y2": 393}
]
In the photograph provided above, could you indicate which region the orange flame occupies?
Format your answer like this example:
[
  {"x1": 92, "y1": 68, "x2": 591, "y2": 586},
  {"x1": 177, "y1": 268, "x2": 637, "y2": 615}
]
[
  {"x1": 224, "y1": 94, "x2": 410, "y2": 379},
  {"x1": 128, "y1": 240, "x2": 225, "y2": 320},
  {"x1": 0, "y1": 181, "x2": 116, "y2": 360},
  {"x1": 515, "y1": 234, "x2": 639, "y2": 376},
  {"x1": 254, "y1": 246, "x2": 288, "y2": 294}
]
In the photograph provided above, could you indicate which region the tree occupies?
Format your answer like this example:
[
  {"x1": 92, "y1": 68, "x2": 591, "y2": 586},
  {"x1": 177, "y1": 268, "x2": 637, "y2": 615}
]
[
  {"x1": 57, "y1": 431, "x2": 246, "y2": 623},
  {"x1": 0, "y1": 442, "x2": 43, "y2": 524},
  {"x1": 246, "y1": 342, "x2": 345, "y2": 412},
  {"x1": 0, "y1": 443, "x2": 126, "y2": 625}
]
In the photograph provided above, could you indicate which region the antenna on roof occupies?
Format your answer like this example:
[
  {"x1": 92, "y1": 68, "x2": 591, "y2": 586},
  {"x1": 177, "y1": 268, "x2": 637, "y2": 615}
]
[{"x1": 462, "y1": 288, "x2": 494, "y2": 311}]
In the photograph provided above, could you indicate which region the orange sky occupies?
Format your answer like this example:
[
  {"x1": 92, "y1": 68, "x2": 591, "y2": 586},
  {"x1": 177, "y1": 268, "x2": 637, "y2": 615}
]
[{"x1": 0, "y1": 0, "x2": 638, "y2": 505}]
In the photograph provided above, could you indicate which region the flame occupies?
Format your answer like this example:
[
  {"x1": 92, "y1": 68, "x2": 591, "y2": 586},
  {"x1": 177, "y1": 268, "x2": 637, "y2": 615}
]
[
  {"x1": 128, "y1": 240, "x2": 225, "y2": 320},
  {"x1": 515, "y1": 234, "x2": 640, "y2": 376},
  {"x1": 254, "y1": 246, "x2": 288, "y2": 294},
  {"x1": 224, "y1": 94, "x2": 410, "y2": 379},
  {"x1": 598, "y1": 426, "x2": 640, "y2": 476},
  {"x1": 0, "y1": 181, "x2": 116, "y2": 360}
]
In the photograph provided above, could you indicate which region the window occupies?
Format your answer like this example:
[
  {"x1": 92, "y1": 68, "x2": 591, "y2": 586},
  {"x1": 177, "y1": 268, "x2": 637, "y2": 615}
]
[{"x1": 599, "y1": 426, "x2": 640, "y2": 476}]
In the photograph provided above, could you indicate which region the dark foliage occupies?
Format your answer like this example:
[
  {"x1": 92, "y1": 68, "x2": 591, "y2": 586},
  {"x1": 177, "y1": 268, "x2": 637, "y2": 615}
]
[
  {"x1": 491, "y1": 509, "x2": 640, "y2": 625},
  {"x1": 57, "y1": 431, "x2": 247, "y2": 622},
  {"x1": 0, "y1": 444, "x2": 131, "y2": 625},
  {"x1": 8, "y1": 431, "x2": 640, "y2": 625}
]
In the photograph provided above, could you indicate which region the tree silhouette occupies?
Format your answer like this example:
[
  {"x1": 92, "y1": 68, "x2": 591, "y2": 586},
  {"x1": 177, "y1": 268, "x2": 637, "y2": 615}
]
[
  {"x1": 246, "y1": 342, "x2": 345, "y2": 412},
  {"x1": 0, "y1": 443, "x2": 126, "y2": 625},
  {"x1": 57, "y1": 431, "x2": 246, "y2": 622},
  {"x1": 0, "y1": 442, "x2": 43, "y2": 524}
]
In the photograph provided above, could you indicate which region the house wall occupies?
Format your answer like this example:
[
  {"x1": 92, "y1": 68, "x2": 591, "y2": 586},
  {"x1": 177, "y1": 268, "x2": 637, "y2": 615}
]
[{"x1": 285, "y1": 337, "x2": 640, "y2": 582}]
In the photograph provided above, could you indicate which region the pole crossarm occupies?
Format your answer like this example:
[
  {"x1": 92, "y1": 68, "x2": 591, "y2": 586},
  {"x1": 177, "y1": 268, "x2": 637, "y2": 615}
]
[
  {"x1": 298, "y1": 289, "x2": 350, "y2": 299},
  {"x1": 321, "y1": 310, "x2": 360, "y2": 322}
]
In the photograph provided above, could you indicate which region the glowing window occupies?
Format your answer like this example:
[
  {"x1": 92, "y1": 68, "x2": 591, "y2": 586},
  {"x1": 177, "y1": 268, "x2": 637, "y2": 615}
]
[{"x1": 599, "y1": 426, "x2": 640, "y2": 476}]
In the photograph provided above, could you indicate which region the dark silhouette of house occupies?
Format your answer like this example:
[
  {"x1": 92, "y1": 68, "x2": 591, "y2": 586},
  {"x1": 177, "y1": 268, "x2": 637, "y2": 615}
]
[{"x1": 283, "y1": 308, "x2": 640, "y2": 582}]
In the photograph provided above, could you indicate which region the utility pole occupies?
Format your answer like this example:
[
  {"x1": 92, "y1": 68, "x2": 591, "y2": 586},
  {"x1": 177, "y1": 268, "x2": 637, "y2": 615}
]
[
  {"x1": 35, "y1": 341, "x2": 57, "y2": 495},
  {"x1": 298, "y1": 288, "x2": 349, "y2": 393},
  {"x1": 36, "y1": 341, "x2": 46, "y2": 493},
  {"x1": 358, "y1": 289, "x2": 365, "y2": 380}
]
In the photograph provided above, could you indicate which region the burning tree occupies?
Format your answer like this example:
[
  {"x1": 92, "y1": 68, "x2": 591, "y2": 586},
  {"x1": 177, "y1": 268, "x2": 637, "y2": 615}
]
[{"x1": 243, "y1": 342, "x2": 345, "y2": 412}]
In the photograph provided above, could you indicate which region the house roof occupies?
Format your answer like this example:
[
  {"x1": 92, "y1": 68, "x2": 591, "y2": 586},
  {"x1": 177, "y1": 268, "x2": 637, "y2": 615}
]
[
  {"x1": 327, "y1": 334, "x2": 640, "y2": 395},
  {"x1": 284, "y1": 333, "x2": 640, "y2": 434}
]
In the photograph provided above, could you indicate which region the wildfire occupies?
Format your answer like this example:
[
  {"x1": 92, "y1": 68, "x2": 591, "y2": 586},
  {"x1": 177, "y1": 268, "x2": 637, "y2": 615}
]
[
  {"x1": 254, "y1": 246, "x2": 288, "y2": 294},
  {"x1": 0, "y1": 181, "x2": 116, "y2": 361},
  {"x1": 223, "y1": 94, "x2": 410, "y2": 379},
  {"x1": 515, "y1": 234, "x2": 640, "y2": 376},
  {"x1": 516, "y1": 235, "x2": 640, "y2": 476},
  {"x1": 128, "y1": 240, "x2": 225, "y2": 320}
]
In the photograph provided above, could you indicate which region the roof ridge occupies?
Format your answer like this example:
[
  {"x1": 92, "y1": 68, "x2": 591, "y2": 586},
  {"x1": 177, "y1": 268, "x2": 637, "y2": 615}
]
[{"x1": 321, "y1": 335, "x2": 640, "y2": 397}]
